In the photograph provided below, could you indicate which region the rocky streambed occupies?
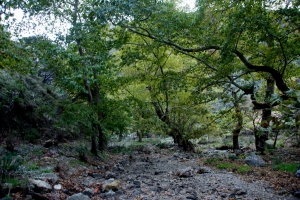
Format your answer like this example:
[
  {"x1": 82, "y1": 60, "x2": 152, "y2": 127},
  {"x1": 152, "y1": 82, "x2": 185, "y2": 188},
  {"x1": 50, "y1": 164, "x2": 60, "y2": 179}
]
[{"x1": 1, "y1": 142, "x2": 299, "y2": 200}]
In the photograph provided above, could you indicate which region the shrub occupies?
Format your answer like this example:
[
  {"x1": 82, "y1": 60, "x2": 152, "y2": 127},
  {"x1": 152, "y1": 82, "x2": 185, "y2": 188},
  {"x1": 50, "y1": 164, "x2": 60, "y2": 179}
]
[{"x1": 23, "y1": 128, "x2": 40, "y2": 142}]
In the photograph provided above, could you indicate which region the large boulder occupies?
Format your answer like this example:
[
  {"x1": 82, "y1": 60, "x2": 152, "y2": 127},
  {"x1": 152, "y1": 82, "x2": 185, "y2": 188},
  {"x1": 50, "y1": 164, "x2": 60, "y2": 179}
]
[{"x1": 245, "y1": 152, "x2": 265, "y2": 167}]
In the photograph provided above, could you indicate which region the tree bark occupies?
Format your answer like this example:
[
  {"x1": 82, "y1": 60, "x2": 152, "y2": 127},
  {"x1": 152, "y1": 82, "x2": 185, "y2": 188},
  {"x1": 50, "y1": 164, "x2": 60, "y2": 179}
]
[
  {"x1": 137, "y1": 130, "x2": 143, "y2": 142},
  {"x1": 91, "y1": 135, "x2": 97, "y2": 155},
  {"x1": 255, "y1": 78, "x2": 274, "y2": 154},
  {"x1": 232, "y1": 91, "x2": 243, "y2": 150}
]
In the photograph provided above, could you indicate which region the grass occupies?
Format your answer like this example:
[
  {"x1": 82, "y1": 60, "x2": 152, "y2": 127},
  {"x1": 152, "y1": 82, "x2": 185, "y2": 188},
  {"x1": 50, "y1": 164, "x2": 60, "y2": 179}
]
[
  {"x1": 274, "y1": 163, "x2": 299, "y2": 173},
  {"x1": 216, "y1": 163, "x2": 252, "y2": 174},
  {"x1": 27, "y1": 164, "x2": 39, "y2": 171},
  {"x1": 204, "y1": 157, "x2": 223, "y2": 164},
  {"x1": 217, "y1": 163, "x2": 235, "y2": 169},
  {"x1": 237, "y1": 165, "x2": 252, "y2": 173},
  {"x1": 3, "y1": 178, "x2": 27, "y2": 187}
]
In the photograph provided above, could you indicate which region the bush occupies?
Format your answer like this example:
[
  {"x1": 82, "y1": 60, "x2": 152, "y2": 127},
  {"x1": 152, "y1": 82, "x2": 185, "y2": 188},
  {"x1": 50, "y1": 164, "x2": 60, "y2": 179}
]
[
  {"x1": 23, "y1": 128, "x2": 40, "y2": 142},
  {"x1": 0, "y1": 152, "x2": 22, "y2": 180}
]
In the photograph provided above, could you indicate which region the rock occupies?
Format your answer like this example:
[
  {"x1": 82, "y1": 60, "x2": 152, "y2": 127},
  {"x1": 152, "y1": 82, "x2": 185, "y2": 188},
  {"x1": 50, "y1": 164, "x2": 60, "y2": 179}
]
[
  {"x1": 43, "y1": 139, "x2": 57, "y2": 148},
  {"x1": 296, "y1": 166, "x2": 300, "y2": 178},
  {"x1": 175, "y1": 166, "x2": 194, "y2": 177},
  {"x1": 90, "y1": 172, "x2": 104, "y2": 179},
  {"x1": 29, "y1": 179, "x2": 52, "y2": 193},
  {"x1": 103, "y1": 179, "x2": 120, "y2": 192},
  {"x1": 294, "y1": 190, "x2": 300, "y2": 197},
  {"x1": 131, "y1": 189, "x2": 141, "y2": 196},
  {"x1": 39, "y1": 173, "x2": 59, "y2": 184},
  {"x1": 54, "y1": 184, "x2": 62, "y2": 190},
  {"x1": 196, "y1": 167, "x2": 211, "y2": 174},
  {"x1": 67, "y1": 193, "x2": 90, "y2": 200},
  {"x1": 105, "y1": 171, "x2": 116, "y2": 179},
  {"x1": 245, "y1": 152, "x2": 265, "y2": 167},
  {"x1": 82, "y1": 188, "x2": 94, "y2": 196}
]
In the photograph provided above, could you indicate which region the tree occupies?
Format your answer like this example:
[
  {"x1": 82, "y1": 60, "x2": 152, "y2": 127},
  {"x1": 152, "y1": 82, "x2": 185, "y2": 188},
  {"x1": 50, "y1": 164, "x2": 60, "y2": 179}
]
[{"x1": 96, "y1": 0, "x2": 300, "y2": 152}]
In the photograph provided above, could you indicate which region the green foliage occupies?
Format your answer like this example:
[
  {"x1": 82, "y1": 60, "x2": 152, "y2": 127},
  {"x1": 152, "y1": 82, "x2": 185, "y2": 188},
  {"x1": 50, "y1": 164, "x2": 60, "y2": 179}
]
[
  {"x1": 3, "y1": 177, "x2": 26, "y2": 187},
  {"x1": 274, "y1": 163, "x2": 299, "y2": 173},
  {"x1": 0, "y1": 152, "x2": 22, "y2": 181},
  {"x1": 0, "y1": 153, "x2": 22, "y2": 172},
  {"x1": 109, "y1": 145, "x2": 132, "y2": 154},
  {"x1": 229, "y1": 155, "x2": 239, "y2": 160},
  {"x1": 217, "y1": 163, "x2": 252, "y2": 174},
  {"x1": 156, "y1": 142, "x2": 168, "y2": 149},
  {"x1": 271, "y1": 156, "x2": 283, "y2": 169},
  {"x1": 204, "y1": 157, "x2": 223, "y2": 164},
  {"x1": 23, "y1": 128, "x2": 40, "y2": 142},
  {"x1": 217, "y1": 163, "x2": 236, "y2": 169},
  {"x1": 237, "y1": 165, "x2": 252, "y2": 174},
  {"x1": 27, "y1": 164, "x2": 39, "y2": 171}
]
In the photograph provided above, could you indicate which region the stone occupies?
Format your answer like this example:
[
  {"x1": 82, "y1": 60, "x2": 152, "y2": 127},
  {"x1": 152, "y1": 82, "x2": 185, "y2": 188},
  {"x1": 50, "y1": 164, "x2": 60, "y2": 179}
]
[
  {"x1": 43, "y1": 139, "x2": 57, "y2": 148},
  {"x1": 39, "y1": 173, "x2": 59, "y2": 184},
  {"x1": 105, "y1": 171, "x2": 116, "y2": 179},
  {"x1": 196, "y1": 167, "x2": 211, "y2": 174},
  {"x1": 54, "y1": 184, "x2": 62, "y2": 190},
  {"x1": 67, "y1": 193, "x2": 90, "y2": 200},
  {"x1": 296, "y1": 166, "x2": 300, "y2": 178},
  {"x1": 245, "y1": 152, "x2": 265, "y2": 167},
  {"x1": 103, "y1": 179, "x2": 121, "y2": 192},
  {"x1": 82, "y1": 188, "x2": 95, "y2": 196},
  {"x1": 29, "y1": 179, "x2": 51, "y2": 193},
  {"x1": 175, "y1": 166, "x2": 194, "y2": 177},
  {"x1": 90, "y1": 173, "x2": 104, "y2": 179}
]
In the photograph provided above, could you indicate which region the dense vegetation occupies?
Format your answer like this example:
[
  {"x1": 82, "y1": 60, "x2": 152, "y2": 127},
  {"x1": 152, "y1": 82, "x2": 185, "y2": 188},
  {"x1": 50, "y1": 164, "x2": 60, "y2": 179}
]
[{"x1": 1, "y1": 0, "x2": 300, "y2": 154}]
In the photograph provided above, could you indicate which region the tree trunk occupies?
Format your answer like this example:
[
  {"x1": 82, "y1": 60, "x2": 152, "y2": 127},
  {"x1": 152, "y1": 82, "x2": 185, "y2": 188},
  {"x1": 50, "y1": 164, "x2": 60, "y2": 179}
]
[
  {"x1": 137, "y1": 130, "x2": 143, "y2": 142},
  {"x1": 255, "y1": 78, "x2": 274, "y2": 154},
  {"x1": 118, "y1": 132, "x2": 123, "y2": 142},
  {"x1": 91, "y1": 135, "x2": 98, "y2": 155},
  {"x1": 98, "y1": 124, "x2": 105, "y2": 151},
  {"x1": 232, "y1": 91, "x2": 243, "y2": 150}
]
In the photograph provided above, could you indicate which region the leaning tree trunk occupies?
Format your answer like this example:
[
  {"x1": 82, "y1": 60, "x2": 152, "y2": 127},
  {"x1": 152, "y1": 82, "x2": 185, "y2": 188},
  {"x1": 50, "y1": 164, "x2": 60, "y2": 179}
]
[
  {"x1": 255, "y1": 78, "x2": 274, "y2": 154},
  {"x1": 232, "y1": 91, "x2": 243, "y2": 150}
]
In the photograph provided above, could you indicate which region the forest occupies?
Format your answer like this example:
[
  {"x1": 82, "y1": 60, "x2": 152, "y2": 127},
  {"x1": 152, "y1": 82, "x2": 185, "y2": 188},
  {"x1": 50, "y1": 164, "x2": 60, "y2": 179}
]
[{"x1": 0, "y1": 0, "x2": 300, "y2": 199}]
